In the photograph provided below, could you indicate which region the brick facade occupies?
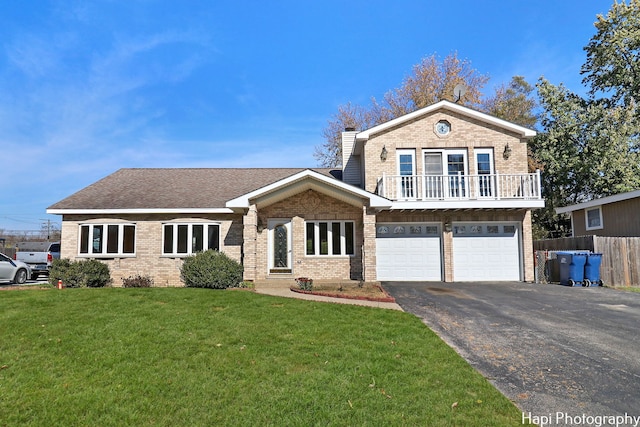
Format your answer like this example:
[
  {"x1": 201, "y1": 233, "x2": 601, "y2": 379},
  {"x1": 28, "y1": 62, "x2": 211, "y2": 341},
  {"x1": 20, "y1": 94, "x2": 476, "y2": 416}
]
[
  {"x1": 362, "y1": 110, "x2": 528, "y2": 194},
  {"x1": 251, "y1": 189, "x2": 364, "y2": 281},
  {"x1": 60, "y1": 213, "x2": 243, "y2": 287},
  {"x1": 53, "y1": 102, "x2": 539, "y2": 286}
]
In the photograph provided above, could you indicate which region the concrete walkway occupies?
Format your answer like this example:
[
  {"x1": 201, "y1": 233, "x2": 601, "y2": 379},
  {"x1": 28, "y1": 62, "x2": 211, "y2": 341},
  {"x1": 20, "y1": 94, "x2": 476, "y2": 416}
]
[{"x1": 254, "y1": 280, "x2": 403, "y2": 311}]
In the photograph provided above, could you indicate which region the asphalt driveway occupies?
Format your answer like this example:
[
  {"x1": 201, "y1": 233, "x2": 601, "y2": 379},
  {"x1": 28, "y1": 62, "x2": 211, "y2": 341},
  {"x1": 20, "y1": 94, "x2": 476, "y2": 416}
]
[{"x1": 383, "y1": 282, "x2": 640, "y2": 424}]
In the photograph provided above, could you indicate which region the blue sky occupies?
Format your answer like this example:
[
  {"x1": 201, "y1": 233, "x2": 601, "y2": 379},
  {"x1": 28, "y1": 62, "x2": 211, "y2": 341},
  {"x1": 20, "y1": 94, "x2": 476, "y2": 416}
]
[{"x1": 0, "y1": 0, "x2": 612, "y2": 232}]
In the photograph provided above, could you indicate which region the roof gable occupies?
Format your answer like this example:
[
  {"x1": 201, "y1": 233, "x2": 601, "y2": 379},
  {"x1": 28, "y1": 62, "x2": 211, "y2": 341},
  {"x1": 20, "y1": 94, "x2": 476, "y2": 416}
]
[
  {"x1": 356, "y1": 100, "x2": 536, "y2": 140},
  {"x1": 226, "y1": 169, "x2": 391, "y2": 209}
]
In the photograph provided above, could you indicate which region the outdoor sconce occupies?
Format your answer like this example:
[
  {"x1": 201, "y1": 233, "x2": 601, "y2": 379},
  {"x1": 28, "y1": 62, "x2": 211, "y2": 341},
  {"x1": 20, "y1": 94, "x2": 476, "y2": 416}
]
[
  {"x1": 380, "y1": 145, "x2": 388, "y2": 161},
  {"x1": 257, "y1": 219, "x2": 264, "y2": 233},
  {"x1": 503, "y1": 144, "x2": 512, "y2": 160},
  {"x1": 444, "y1": 221, "x2": 452, "y2": 232}
]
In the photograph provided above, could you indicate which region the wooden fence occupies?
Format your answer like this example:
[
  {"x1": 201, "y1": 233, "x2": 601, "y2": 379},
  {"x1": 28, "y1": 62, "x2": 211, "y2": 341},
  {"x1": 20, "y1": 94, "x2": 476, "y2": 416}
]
[{"x1": 534, "y1": 236, "x2": 640, "y2": 286}]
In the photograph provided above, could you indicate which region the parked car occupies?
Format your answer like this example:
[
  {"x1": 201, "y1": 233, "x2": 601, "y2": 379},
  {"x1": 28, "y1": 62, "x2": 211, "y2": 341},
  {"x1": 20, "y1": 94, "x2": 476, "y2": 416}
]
[
  {"x1": 14, "y1": 241, "x2": 60, "y2": 280},
  {"x1": 0, "y1": 252, "x2": 32, "y2": 284}
]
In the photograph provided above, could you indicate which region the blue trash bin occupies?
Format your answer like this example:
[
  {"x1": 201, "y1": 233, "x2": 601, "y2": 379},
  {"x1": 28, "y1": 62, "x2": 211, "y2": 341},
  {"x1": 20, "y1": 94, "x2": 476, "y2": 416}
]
[
  {"x1": 557, "y1": 252, "x2": 588, "y2": 286},
  {"x1": 584, "y1": 253, "x2": 603, "y2": 287}
]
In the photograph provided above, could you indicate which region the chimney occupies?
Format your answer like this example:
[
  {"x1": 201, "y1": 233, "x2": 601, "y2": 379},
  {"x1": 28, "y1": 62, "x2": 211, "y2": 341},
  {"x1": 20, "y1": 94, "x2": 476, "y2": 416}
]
[{"x1": 341, "y1": 128, "x2": 361, "y2": 186}]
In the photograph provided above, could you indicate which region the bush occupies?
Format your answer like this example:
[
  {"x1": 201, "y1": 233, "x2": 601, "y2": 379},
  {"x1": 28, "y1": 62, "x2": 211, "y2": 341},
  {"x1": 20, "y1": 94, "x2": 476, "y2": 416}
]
[
  {"x1": 49, "y1": 258, "x2": 112, "y2": 288},
  {"x1": 49, "y1": 258, "x2": 72, "y2": 286},
  {"x1": 122, "y1": 274, "x2": 154, "y2": 288},
  {"x1": 295, "y1": 277, "x2": 313, "y2": 291},
  {"x1": 180, "y1": 250, "x2": 243, "y2": 289}
]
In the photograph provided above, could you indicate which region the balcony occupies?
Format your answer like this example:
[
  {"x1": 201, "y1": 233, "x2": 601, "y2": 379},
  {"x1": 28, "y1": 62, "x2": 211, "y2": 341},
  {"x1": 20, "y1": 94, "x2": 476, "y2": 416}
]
[{"x1": 376, "y1": 171, "x2": 543, "y2": 208}]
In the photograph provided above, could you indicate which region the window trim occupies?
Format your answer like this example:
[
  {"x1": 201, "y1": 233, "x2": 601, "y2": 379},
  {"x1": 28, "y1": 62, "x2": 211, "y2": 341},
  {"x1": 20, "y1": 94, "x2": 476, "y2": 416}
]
[
  {"x1": 474, "y1": 148, "x2": 495, "y2": 198},
  {"x1": 397, "y1": 149, "x2": 416, "y2": 176},
  {"x1": 305, "y1": 220, "x2": 355, "y2": 257},
  {"x1": 161, "y1": 222, "x2": 221, "y2": 257},
  {"x1": 585, "y1": 206, "x2": 603, "y2": 231},
  {"x1": 397, "y1": 149, "x2": 417, "y2": 199},
  {"x1": 422, "y1": 149, "x2": 469, "y2": 175},
  {"x1": 78, "y1": 223, "x2": 136, "y2": 258},
  {"x1": 474, "y1": 148, "x2": 494, "y2": 175}
]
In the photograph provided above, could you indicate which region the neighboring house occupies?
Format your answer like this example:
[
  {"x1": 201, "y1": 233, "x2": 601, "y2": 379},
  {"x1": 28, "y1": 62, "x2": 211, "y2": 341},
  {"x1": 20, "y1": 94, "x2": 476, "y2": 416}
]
[
  {"x1": 47, "y1": 100, "x2": 544, "y2": 286},
  {"x1": 556, "y1": 189, "x2": 640, "y2": 237}
]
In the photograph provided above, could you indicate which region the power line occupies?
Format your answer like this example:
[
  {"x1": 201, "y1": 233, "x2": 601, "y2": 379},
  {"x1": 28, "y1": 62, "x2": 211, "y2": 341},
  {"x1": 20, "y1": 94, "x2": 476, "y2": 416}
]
[{"x1": 0, "y1": 216, "x2": 42, "y2": 225}]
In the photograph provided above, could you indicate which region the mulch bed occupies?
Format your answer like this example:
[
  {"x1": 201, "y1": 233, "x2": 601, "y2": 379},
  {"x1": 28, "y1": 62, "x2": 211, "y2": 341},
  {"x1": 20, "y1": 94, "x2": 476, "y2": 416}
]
[{"x1": 289, "y1": 284, "x2": 396, "y2": 303}]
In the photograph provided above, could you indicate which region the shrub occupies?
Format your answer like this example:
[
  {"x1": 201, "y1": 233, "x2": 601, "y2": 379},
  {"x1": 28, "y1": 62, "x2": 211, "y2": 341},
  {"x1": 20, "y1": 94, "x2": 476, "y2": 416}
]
[
  {"x1": 180, "y1": 250, "x2": 243, "y2": 289},
  {"x1": 122, "y1": 274, "x2": 154, "y2": 288},
  {"x1": 49, "y1": 258, "x2": 112, "y2": 288},
  {"x1": 295, "y1": 277, "x2": 313, "y2": 291},
  {"x1": 80, "y1": 259, "x2": 112, "y2": 288},
  {"x1": 49, "y1": 259, "x2": 73, "y2": 286}
]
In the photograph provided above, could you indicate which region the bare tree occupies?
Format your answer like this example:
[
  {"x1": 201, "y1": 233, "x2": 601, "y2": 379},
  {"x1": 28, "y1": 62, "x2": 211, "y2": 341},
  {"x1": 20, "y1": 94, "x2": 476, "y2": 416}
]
[{"x1": 316, "y1": 52, "x2": 493, "y2": 167}]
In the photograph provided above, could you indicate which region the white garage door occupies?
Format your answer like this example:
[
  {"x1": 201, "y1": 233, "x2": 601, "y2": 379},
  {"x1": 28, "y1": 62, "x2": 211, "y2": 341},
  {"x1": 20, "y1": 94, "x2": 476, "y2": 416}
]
[
  {"x1": 453, "y1": 223, "x2": 521, "y2": 281},
  {"x1": 376, "y1": 223, "x2": 442, "y2": 281}
]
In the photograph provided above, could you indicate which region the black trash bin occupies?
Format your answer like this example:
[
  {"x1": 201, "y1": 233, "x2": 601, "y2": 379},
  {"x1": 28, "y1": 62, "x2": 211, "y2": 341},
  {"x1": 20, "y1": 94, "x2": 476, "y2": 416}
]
[{"x1": 557, "y1": 251, "x2": 588, "y2": 286}]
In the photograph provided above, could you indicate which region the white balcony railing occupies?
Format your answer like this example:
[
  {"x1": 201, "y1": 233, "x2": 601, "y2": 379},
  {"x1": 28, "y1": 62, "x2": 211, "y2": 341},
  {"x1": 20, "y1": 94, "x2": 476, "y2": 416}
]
[{"x1": 376, "y1": 171, "x2": 542, "y2": 202}]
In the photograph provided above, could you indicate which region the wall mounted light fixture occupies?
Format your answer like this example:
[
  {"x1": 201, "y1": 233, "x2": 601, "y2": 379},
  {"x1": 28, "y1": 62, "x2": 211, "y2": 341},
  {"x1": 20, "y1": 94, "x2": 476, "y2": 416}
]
[
  {"x1": 444, "y1": 220, "x2": 452, "y2": 232},
  {"x1": 257, "y1": 219, "x2": 264, "y2": 233},
  {"x1": 380, "y1": 145, "x2": 388, "y2": 161},
  {"x1": 503, "y1": 144, "x2": 512, "y2": 160}
]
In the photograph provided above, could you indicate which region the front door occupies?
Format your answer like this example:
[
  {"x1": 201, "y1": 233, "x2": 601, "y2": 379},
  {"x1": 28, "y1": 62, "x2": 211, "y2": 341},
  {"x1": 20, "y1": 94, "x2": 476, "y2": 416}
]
[{"x1": 268, "y1": 219, "x2": 292, "y2": 274}]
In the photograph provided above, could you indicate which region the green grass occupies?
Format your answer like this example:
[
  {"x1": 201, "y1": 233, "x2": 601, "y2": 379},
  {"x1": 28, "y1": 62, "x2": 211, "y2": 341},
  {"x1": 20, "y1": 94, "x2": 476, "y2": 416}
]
[{"x1": 0, "y1": 288, "x2": 521, "y2": 426}]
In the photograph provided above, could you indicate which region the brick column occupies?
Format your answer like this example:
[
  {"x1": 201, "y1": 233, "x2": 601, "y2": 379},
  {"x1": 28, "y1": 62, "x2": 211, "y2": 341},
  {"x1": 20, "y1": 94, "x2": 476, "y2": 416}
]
[
  {"x1": 362, "y1": 206, "x2": 377, "y2": 282},
  {"x1": 443, "y1": 221, "x2": 454, "y2": 282},
  {"x1": 242, "y1": 205, "x2": 258, "y2": 281},
  {"x1": 522, "y1": 210, "x2": 534, "y2": 282}
]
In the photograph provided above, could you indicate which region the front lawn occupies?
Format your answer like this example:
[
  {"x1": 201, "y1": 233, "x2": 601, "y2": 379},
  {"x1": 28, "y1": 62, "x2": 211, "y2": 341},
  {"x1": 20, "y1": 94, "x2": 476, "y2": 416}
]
[{"x1": 0, "y1": 288, "x2": 521, "y2": 426}]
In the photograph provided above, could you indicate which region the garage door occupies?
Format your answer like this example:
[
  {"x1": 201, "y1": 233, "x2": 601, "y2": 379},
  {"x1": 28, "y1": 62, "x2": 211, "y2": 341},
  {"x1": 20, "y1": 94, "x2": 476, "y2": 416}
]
[
  {"x1": 376, "y1": 223, "x2": 442, "y2": 281},
  {"x1": 453, "y1": 223, "x2": 521, "y2": 281}
]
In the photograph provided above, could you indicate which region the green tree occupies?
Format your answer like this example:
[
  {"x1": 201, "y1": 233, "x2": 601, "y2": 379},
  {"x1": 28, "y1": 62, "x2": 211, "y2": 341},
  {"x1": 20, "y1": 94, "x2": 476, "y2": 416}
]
[
  {"x1": 581, "y1": 0, "x2": 640, "y2": 108},
  {"x1": 531, "y1": 0, "x2": 640, "y2": 238},
  {"x1": 531, "y1": 79, "x2": 640, "y2": 238}
]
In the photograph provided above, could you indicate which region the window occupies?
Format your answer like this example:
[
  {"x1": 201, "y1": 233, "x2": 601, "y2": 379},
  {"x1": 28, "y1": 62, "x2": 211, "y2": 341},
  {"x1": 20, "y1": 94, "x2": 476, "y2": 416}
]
[
  {"x1": 163, "y1": 223, "x2": 220, "y2": 256},
  {"x1": 475, "y1": 149, "x2": 494, "y2": 197},
  {"x1": 79, "y1": 224, "x2": 136, "y2": 257},
  {"x1": 397, "y1": 149, "x2": 416, "y2": 199},
  {"x1": 423, "y1": 149, "x2": 468, "y2": 198},
  {"x1": 424, "y1": 152, "x2": 444, "y2": 198},
  {"x1": 585, "y1": 207, "x2": 603, "y2": 230},
  {"x1": 305, "y1": 221, "x2": 355, "y2": 256}
]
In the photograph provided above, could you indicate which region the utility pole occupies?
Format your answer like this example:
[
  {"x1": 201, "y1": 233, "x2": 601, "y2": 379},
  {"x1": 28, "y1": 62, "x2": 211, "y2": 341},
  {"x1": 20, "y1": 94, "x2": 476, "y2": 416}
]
[{"x1": 40, "y1": 219, "x2": 52, "y2": 240}]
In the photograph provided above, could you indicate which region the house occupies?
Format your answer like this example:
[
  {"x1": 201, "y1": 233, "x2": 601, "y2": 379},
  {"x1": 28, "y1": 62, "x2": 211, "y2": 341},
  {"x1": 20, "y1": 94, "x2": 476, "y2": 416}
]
[
  {"x1": 47, "y1": 100, "x2": 544, "y2": 286},
  {"x1": 555, "y1": 189, "x2": 640, "y2": 237}
]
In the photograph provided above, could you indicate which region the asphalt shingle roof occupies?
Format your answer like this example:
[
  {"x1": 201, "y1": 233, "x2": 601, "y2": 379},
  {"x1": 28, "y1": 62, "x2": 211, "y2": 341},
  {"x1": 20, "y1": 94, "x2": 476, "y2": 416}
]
[{"x1": 48, "y1": 168, "x2": 340, "y2": 210}]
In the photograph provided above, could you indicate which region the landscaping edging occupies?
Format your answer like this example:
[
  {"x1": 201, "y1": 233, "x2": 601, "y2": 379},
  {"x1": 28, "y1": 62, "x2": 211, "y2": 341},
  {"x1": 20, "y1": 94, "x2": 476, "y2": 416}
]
[{"x1": 289, "y1": 285, "x2": 396, "y2": 303}]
